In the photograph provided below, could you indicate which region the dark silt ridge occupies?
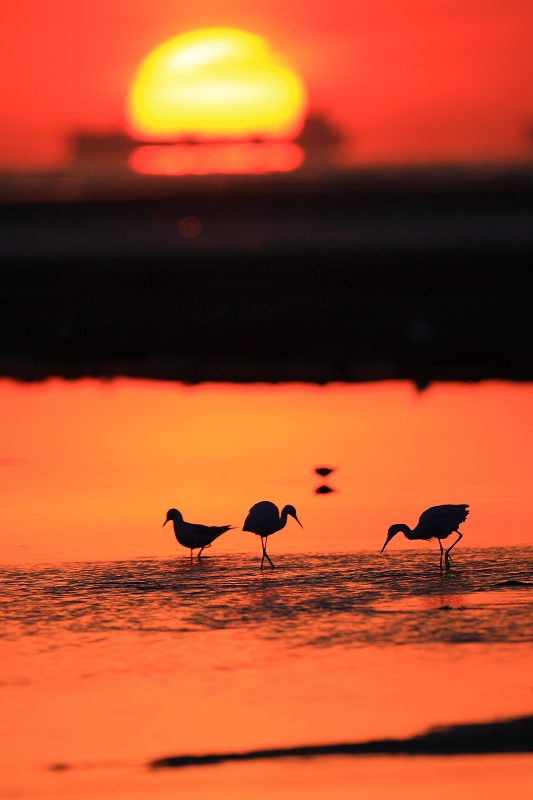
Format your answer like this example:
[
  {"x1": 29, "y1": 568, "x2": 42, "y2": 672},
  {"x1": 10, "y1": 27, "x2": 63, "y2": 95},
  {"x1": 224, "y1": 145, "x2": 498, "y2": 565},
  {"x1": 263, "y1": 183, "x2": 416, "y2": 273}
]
[{"x1": 151, "y1": 714, "x2": 533, "y2": 769}]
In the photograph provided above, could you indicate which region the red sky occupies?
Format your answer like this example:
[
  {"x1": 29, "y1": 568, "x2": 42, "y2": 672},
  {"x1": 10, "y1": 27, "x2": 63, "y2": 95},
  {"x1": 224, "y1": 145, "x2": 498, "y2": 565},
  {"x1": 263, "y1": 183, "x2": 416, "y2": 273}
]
[{"x1": 1, "y1": 1, "x2": 533, "y2": 169}]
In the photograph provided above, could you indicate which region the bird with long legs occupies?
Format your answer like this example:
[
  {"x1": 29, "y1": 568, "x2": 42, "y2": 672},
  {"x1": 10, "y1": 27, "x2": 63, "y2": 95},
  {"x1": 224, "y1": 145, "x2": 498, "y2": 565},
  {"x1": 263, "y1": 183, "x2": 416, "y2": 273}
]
[
  {"x1": 380, "y1": 504, "x2": 469, "y2": 570},
  {"x1": 243, "y1": 501, "x2": 302, "y2": 569},
  {"x1": 163, "y1": 508, "x2": 234, "y2": 559}
]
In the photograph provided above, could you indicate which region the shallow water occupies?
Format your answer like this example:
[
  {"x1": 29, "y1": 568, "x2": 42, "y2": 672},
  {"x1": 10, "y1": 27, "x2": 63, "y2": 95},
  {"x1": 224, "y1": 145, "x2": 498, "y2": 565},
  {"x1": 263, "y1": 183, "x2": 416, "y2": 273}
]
[
  {"x1": 1, "y1": 549, "x2": 532, "y2": 798},
  {"x1": 2, "y1": 549, "x2": 532, "y2": 648},
  {"x1": 1, "y1": 379, "x2": 533, "y2": 798}
]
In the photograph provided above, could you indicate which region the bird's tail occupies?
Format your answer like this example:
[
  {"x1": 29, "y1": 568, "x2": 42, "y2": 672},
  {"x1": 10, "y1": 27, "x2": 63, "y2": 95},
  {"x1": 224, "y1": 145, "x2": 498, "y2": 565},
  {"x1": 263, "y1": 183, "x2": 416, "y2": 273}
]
[{"x1": 212, "y1": 525, "x2": 235, "y2": 539}]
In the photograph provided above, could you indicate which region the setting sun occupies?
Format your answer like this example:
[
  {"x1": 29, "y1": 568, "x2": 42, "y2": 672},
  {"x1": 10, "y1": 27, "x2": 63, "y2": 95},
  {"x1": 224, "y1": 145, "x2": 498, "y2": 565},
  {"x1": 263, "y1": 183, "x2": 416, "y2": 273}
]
[{"x1": 127, "y1": 28, "x2": 307, "y2": 142}]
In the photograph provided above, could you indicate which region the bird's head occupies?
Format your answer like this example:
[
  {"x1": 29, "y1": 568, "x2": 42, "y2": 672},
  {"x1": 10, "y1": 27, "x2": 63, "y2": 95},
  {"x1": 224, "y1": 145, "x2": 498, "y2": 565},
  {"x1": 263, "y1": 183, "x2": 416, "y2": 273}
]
[
  {"x1": 283, "y1": 505, "x2": 303, "y2": 527},
  {"x1": 163, "y1": 508, "x2": 182, "y2": 527},
  {"x1": 380, "y1": 524, "x2": 406, "y2": 554}
]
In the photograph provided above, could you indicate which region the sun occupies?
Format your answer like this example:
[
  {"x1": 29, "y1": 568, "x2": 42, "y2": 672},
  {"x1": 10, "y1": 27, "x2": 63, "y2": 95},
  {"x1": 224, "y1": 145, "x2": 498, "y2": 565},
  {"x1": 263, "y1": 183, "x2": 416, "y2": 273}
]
[{"x1": 127, "y1": 28, "x2": 307, "y2": 141}]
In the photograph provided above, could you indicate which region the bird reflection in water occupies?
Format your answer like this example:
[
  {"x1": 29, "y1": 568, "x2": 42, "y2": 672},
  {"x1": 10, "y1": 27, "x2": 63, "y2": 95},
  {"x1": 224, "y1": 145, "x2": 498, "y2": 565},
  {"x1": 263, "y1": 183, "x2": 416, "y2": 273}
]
[
  {"x1": 381, "y1": 504, "x2": 469, "y2": 570},
  {"x1": 243, "y1": 501, "x2": 302, "y2": 569},
  {"x1": 163, "y1": 508, "x2": 234, "y2": 559}
]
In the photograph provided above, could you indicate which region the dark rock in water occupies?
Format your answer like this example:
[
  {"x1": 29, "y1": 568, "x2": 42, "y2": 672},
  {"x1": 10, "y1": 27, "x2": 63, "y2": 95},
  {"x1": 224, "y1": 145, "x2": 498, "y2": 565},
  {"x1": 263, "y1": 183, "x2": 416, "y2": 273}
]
[
  {"x1": 315, "y1": 484, "x2": 335, "y2": 494},
  {"x1": 315, "y1": 467, "x2": 334, "y2": 477},
  {"x1": 495, "y1": 579, "x2": 533, "y2": 588}
]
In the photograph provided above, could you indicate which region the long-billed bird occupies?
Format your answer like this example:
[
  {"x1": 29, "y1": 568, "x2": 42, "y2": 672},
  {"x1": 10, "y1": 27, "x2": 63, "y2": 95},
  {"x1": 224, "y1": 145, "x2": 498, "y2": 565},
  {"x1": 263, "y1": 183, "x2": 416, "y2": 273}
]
[
  {"x1": 381, "y1": 504, "x2": 469, "y2": 570},
  {"x1": 243, "y1": 501, "x2": 302, "y2": 569},
  {"x1": 163, "y1": 508, "x2": 233, "y2": 559}
]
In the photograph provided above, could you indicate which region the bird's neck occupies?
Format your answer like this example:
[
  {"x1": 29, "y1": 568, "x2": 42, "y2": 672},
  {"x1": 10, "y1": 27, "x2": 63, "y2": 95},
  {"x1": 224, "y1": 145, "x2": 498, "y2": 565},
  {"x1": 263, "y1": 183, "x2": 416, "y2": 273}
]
[
  {"x1": 280, "y1": 507, "x2": 291, "y2": 529},
  {"x1": 393, "y1": 523, "x2": 414, "y2": 540}
]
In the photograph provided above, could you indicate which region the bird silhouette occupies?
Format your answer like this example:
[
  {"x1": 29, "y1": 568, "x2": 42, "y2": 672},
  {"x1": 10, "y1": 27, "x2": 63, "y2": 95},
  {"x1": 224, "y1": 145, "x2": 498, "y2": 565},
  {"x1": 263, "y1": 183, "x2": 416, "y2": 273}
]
[
  {"x1": 163, "y1": 509, "x2": 233, "y2": 559},
  {"x1": 315, "y1": 467, "x2": 334, "y2": 477},
  {"x1": 381, "y1": 504, "x2": 469, "y2": 570},
  {"x1": 242, "y1": 501, "x2": 302, "y2": 569}
]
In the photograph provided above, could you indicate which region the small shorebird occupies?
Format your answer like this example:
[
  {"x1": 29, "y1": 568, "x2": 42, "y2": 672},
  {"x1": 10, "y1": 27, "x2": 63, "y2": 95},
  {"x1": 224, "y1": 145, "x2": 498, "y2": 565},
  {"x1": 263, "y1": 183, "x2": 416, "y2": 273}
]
[
  {"x1": 163, "y1": 508, "x2": 233, "y2": 559},
  {"x1": 380, "y1": 504, "x2": 469, "y2": 570},
  {"x1": 243, "y1": 501, "x2": 302, "y2": 569}
]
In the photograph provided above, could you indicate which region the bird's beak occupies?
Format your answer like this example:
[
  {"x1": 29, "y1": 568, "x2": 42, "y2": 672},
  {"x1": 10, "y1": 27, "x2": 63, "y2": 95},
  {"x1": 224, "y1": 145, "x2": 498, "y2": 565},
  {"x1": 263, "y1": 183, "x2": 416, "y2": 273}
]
[
  {"x1": 295, "y1": 514, "x2": 303, "y2": 528},
  {"x1": 380, "y1": 534, "x2": 393, "y2": 554},
  {"x1": 162, "y1": 519, "x2": 169, "y2": 527}
]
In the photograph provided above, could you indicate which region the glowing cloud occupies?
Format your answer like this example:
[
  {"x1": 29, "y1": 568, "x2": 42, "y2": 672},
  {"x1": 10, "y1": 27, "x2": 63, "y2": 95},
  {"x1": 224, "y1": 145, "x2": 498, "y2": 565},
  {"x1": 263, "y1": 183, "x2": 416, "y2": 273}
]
[{"x1": 127, "y1": 28, "x2": 307, "y2": 141}]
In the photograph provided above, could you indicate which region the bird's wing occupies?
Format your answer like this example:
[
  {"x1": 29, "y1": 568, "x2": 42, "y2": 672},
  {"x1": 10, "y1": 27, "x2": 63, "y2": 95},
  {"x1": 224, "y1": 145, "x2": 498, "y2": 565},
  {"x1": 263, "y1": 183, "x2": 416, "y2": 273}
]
[
  {"x1": 188, "y1": 523, "x2": 217, "y2": 537},
  {"x1": 210, "y1": 525, "x2": 234, "y2": 537},
  {"x1": 243, "y1": 501, "x2": 279, "y2": 532},
  {"x1": 179, "y1": 523, "x2": 232, "y2": 546},
  {"x1": 419, "y1": 504, "x2": 469, "y2": 532},
  {"x1": 189, "y1": 523, "x2": 233, "y2": 538}
]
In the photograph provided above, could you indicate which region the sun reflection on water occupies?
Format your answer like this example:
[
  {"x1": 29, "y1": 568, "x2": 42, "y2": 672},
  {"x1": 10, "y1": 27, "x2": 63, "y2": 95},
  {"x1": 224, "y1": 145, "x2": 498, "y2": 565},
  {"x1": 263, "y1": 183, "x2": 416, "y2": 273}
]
[{"x1": 129, "y1": 141, "x2": 304, "y2": 175}]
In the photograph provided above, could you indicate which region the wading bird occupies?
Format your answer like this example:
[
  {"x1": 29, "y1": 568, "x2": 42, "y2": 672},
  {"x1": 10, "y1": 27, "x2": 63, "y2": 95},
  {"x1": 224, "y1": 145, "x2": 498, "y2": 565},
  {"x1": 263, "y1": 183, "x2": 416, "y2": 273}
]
[
  {"x1": 243, "y1": 501, "x2": 302, "y2": 569},
  {"x1": 163, "y1": 508, "x2": 233, "y2": 559},
  {"x1": 381, "y1": 504, "x2": 469, "y2": 570}
]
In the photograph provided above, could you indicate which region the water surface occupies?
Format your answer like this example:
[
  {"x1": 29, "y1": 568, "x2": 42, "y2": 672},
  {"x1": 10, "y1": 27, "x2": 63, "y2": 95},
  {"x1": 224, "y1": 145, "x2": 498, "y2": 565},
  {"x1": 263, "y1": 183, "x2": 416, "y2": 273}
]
[
  {"x1": 1, "y1": 379, "x2": 533, "y2": 798},
  {"x1": 1, "y1": 549, "x2": 532, "y2": 798}
]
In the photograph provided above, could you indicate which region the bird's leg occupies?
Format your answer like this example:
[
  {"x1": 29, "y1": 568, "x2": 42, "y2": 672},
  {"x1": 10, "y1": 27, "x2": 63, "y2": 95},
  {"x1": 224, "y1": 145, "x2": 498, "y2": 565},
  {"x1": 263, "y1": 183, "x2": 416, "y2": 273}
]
[
  {"x1": 445, "y1": 532, "x2": 462, "y2": 570},
  {"x1": 259, "y1": 537, "x2": 274, "y2": 570},
  {"x1": 190, "y1": 549, "x2": 194, "y2": 560},
  {"x1": 438, "y1": 538, "x2": 444, "y2": 571},
  {"x1": 262, "y1": 538, "x2": 275, "y2": 569},
  {"x1": 197, "y1": 543, "x2": 211, "y2": 559}
]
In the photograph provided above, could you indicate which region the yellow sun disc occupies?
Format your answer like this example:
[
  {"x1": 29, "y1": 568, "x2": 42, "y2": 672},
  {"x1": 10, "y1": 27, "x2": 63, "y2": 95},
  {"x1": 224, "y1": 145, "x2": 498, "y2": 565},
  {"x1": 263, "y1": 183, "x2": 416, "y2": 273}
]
[{"x1": 127, "y1": 28, "x2": 307, "y2": 141}]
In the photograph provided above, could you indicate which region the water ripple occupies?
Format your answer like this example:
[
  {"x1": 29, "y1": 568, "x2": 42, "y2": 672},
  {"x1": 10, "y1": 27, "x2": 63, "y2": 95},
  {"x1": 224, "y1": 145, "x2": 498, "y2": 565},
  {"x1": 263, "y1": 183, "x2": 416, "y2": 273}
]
[{"x1": 0, "y1": 547, "x2": 532, "y2": 647}]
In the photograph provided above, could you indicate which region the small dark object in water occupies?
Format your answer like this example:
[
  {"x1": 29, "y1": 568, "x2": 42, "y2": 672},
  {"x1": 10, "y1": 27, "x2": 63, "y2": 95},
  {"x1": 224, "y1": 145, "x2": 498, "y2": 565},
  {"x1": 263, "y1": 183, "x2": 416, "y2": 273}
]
[
  {"x1": 315, "y1": 467, "x2": 334, "y2": 477},
  {"x1": 495, "y1": 579, "x2": 533, "y2": 588},
  {"x1": 438, "y1": 605, "x2": 453, "y2": 611},
  {"x1": 315, "y1": 485, "x2": 334, "y2": 494},
  {"x1": 49, "y1": 763, "x2": 70, "y2": 771}
]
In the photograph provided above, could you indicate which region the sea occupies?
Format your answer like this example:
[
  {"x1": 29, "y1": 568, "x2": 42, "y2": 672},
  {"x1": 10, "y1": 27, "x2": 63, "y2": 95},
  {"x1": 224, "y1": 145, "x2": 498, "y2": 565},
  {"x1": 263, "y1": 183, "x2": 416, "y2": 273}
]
[{"x1": 1, "y1": 379, "x2": 532, "y2": 798}]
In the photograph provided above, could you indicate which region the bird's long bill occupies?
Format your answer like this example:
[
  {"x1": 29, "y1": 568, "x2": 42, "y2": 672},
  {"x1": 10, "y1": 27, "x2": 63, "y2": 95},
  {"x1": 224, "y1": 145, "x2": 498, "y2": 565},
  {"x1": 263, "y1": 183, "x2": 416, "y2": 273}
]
[
  {"x1": 380, "y1": 535, "x2": 392, "y2": 554},
  {"x1": 162, "y1": 519, "x2": 169, "y2": 527},
  {"x1": 294, "y1": 514, "x2": 303, "y2": 528}
]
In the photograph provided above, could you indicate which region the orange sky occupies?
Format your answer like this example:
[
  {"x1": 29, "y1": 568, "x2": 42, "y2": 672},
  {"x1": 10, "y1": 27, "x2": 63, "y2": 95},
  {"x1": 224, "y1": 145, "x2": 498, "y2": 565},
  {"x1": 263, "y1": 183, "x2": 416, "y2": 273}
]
[
  {"x1": 1, "y1": 378, "x2": 533, "y2": 564},
  {"x1": 1, "y1": 1, "x2": 533, "y2": 169}
]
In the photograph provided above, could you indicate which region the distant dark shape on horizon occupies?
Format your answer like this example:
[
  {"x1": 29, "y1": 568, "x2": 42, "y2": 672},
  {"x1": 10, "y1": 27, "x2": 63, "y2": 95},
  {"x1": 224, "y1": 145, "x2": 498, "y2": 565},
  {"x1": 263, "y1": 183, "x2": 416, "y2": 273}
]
[
  {"x1": 294, "y1": 112, "x2": 344, "y2": 150},
  {"x1": 315, "y1": 467, "x2": 335, "y2": 477},
  {"x1": 67, "y1": 110, "x2": 344, "y2": 175},
  {"x1": 381, "y1": 504, "x2": 469, "y2": 570},
  {"x1": 315, "y1": 484, "x2": 335, "y2": 494}
]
